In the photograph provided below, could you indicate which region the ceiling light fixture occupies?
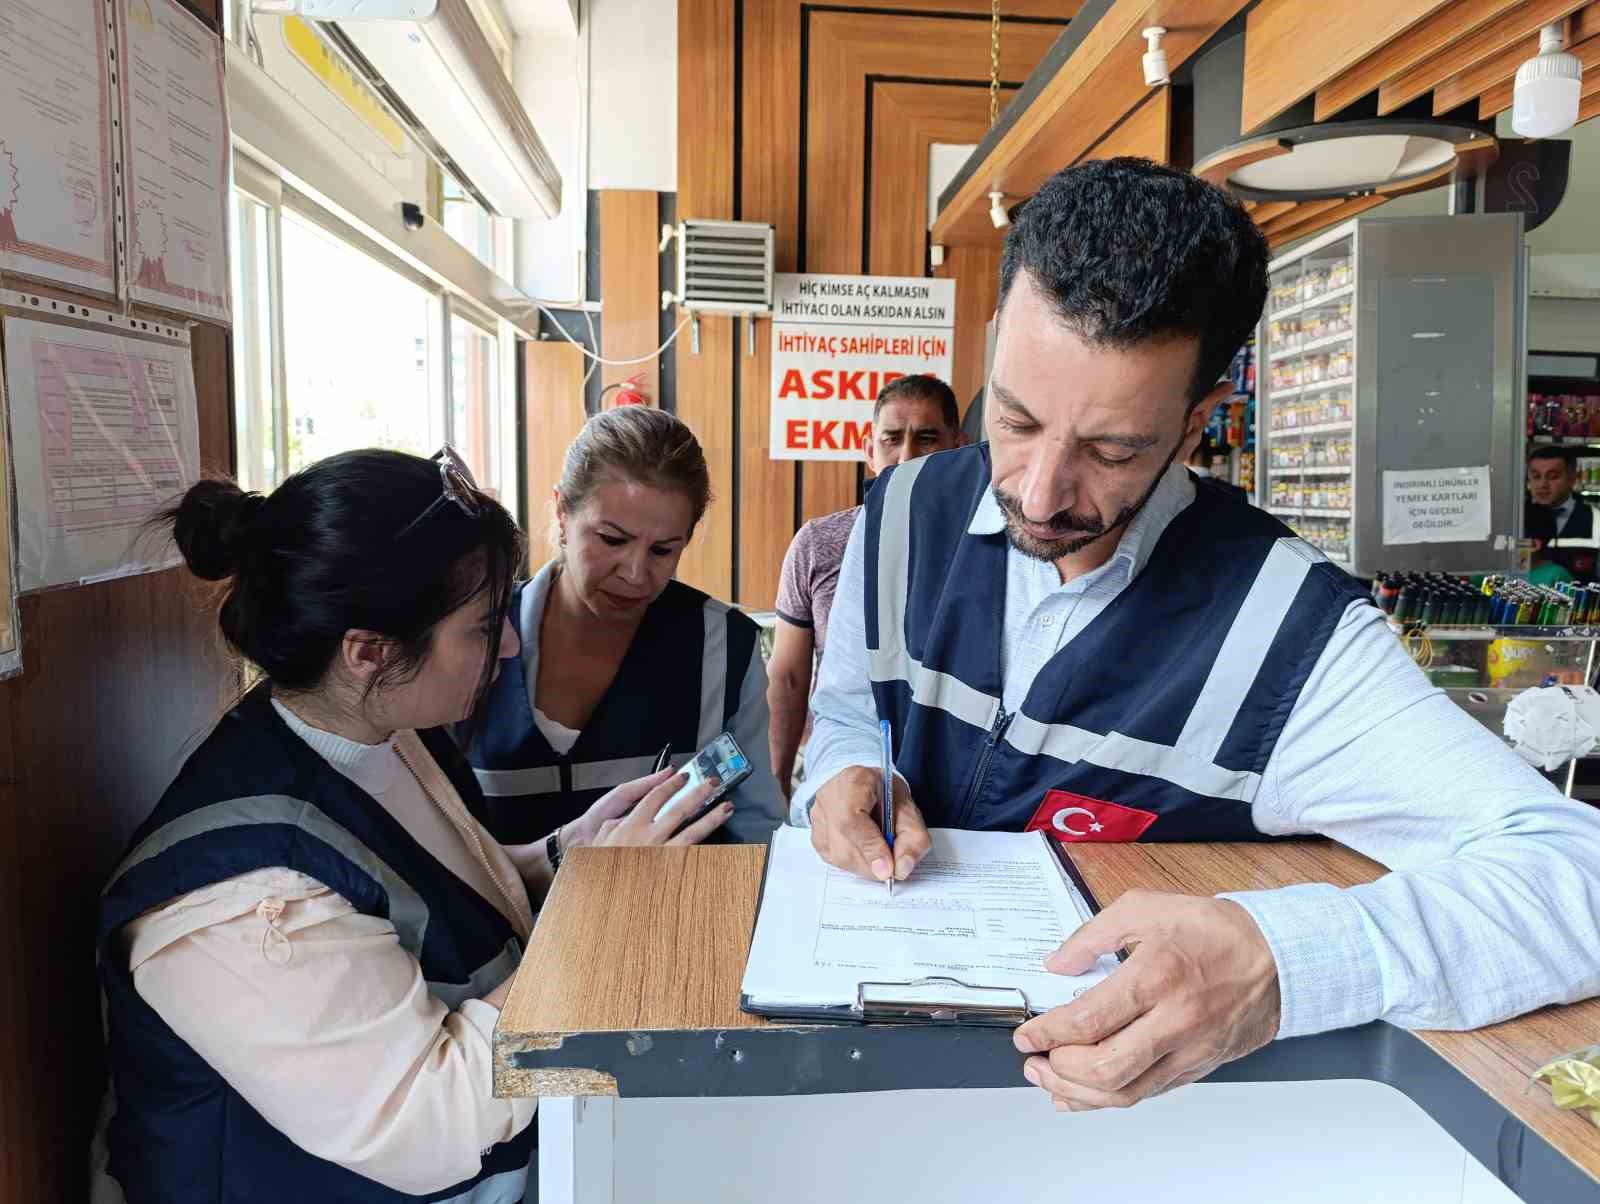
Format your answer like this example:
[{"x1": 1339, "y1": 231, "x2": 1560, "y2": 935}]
[
  {"x1": 1513, "y1": 22, "x2": 1583, "y2": 140},
  {"x1": 1142, "y1": 27, "x2": 1169, "y2": 88},
  {"x1": 988, "y1": 191, "x2": 1010, "y2": 229}
]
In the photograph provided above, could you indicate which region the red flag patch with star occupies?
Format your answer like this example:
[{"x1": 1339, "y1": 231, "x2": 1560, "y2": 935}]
[{"x1": 1025, "y1": 790, "x2": 1159, "y2": 842}]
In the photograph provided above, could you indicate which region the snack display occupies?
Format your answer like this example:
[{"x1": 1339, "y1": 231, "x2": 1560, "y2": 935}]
[
  {"x1": 1267, "y1": 389, "x2": 1353, "y2": 432},
  {"x1": 1528, "y1": 392, "x2": 1600, "y2": 439}
]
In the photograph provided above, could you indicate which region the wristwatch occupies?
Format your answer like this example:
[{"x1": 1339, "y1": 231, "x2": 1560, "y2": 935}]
[{"x1": 546, "y1": 825, "x2": 564, "y2": 873}]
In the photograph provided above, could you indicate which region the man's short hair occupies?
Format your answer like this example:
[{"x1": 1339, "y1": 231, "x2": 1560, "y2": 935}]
[
  {"x1": 997, "y1": 157, "x2": 1268, "y2": 408},
  {"x1": 1528, "y1": 445, "x2": 1578, "y2": 471},
  {"x1": 874, "y1": 373, "x2": 960, "y2": 431}
]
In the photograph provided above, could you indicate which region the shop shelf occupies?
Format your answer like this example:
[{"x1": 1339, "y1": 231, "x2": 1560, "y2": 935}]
[{"x1": 1300, "y1": 330, "x2": 1354, "y2": 355}]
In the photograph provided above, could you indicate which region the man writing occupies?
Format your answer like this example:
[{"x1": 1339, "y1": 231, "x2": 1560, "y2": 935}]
[
  {"x1": 767, "y1": 375, "x2": 963, "y2": 802},
  {"x1": 796, "y1": 158, "x2": 1600, "y2": 1111}
]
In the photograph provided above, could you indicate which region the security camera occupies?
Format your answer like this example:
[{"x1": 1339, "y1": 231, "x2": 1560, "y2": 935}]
[
  {"x1": 988, "y1": 191, "x2": 1010, "y2": 230},
  {"x1": 1142, "y1": 27, "x2": 1170, "y2": 88},
  {"x1": 400, "y1": 202, "x2": 426, "y2": 232}
]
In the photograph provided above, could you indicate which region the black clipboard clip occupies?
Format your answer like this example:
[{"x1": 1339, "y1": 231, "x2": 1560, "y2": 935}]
[{"x1": 854, "y1": 976, "x2": 1030, "y2": 1026}]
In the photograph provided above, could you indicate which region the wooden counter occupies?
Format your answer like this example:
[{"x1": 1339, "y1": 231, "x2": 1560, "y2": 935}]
[{"x1": 495, "y1": 840, "x2": 1600, "y2": 1198}]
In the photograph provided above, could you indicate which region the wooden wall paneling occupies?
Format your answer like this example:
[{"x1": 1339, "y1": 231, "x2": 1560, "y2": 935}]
[
  {"x1": 0, "y1": 11, "x2": 229, "y2": 1197},
  {"x1": 1583, "y1": 90, "x2": 1600, "y2": 124},
  {"x1": 815, "y1": 0, "x2": 1079, "y2": 13},
  {"x1": 1241, "y1": 0, "x2": 1454, "y2": 134},
  {"x1": 1076, "y1": 85, "x2": 1172, "y2": 164},
  {"x1": 1313, "y1": 0, "x2": 1520, "y2": 121},
  {"x1": 1249, "y1": 199, "x2": 1298, "y2": 227},
  {"x1": 735, "y1": 0, "x2": 801, "y2": 610},
  {"x1": 933, "y1": 0, "x2": 1249, "y2": 249},
  {"x1": 935, "y1": 244, "x2": 1003, "y2": 414},
  {"x1": 801, "y1": 9, "x2": 1059, "y2": 522},
  {"x1": 598, "y1": 190, "x2": 663, "y2": 397},
  {"x1": 870, "y1": 84, "x2": 1010, "y2": 280},
  {"x1": 1479, "y1": 32, "x2": 1600, "y2": 116},
  {"x1": 524, "y1": 341, "x2": 589, "y2": 554},
  {"x1": 1377, "y1": 0, "x2": 1594, "y2": 116},
  {"x1": 675, "y1": 0, "x2": 736, "y2": 600}
]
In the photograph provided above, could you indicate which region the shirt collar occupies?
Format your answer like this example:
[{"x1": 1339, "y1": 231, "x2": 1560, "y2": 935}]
[{"x1": 967, "y1": 462, "x2": 1195, "y2": 585}]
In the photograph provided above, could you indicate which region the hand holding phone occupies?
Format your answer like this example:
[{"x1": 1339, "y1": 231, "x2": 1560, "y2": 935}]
[{"x1": 653, "y1": 732, "x2": 753, "y2": 825}]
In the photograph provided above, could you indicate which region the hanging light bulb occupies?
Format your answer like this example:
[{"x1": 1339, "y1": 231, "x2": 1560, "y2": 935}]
[{"x1": 1513, "y1": 23, "x2": 1583, "y2": 139}]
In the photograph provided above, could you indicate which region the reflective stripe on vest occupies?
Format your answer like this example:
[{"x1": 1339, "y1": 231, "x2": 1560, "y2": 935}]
[{"x1": 868, "y1": 463, "x2": 1332, "y2": 804}]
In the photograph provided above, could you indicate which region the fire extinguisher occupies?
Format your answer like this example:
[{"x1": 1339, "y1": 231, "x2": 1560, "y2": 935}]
[{"x1": 600, "y1": 374, "x2": 650, "y2": 408}]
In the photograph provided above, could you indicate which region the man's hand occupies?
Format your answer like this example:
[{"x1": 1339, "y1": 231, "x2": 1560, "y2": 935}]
[
  {"x1": 1013, "y1": 890, "x2": 1280, "y2": 1110},
  {"x1": 808, "y1": 765, "x2": 931, "y2": 883}
]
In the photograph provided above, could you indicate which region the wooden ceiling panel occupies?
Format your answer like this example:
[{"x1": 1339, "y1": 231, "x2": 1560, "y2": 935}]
[
  {"x1": 1313, "y1": 0, "x2": 1514, "y2": 121},
  {"x1": 933, "y1": 0, "x2": 1250, "y2": 249},
  {"x1": 1242, "y1": 0, "x2": 1454, "y2": 134},
  {"x1": 1432, "y1": 1, "x2": 1600, "y2": 114},
  {"x1": 1263, "y1": 194, "x2": 1391, "y2": 248},
  {"x1": 1078, "y1": 85, "x2": 1172, "y2": 164},
  {"x1": 1378, "y1": 0, "x2": 1592, "y2": 116},
  {"x1": 1479, "y1": 32, "x2": 1600, "y2": 117}
]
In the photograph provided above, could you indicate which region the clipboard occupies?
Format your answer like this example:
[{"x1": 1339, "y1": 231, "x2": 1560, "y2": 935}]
[{"x1": 739, "y1": 830, "x2": 1114, "y2": 1027}]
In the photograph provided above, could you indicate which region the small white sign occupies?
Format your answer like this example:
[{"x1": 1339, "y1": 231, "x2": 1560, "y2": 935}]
[
  {"x1": 769, "y1": 272, "x2": 955, "y2": 462},
  {"x1": 1382, "y1": 466, "x2": 1492, "y2": 545}
]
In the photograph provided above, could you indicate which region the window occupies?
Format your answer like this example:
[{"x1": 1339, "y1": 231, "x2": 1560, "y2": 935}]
[
  {"x1": 450, "y1": 307, "x2": 502, "y2": 500},
  {"x1": 279, "y1": 210, "x2": 442, "y2": 474},
  {"x1": 442, "y1": 172, "x2": 502, "y2": 273},
  {"x1": 226, "y1": 157, "x2": 521, "y2": 524},
  {"x1": 230, "y1": 192, "x2": 282, "y2": 493}
]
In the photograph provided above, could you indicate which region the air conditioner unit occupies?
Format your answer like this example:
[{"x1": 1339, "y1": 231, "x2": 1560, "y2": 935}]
[
  {"x1": 665, "y1": 220, "x2": 775, "y2": 316},
  {"x1": 258, "y1": 0, "x2": 562, "y2": 221}
]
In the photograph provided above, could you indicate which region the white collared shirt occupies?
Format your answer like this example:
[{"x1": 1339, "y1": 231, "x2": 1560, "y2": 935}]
[{"x1": 796, "y1": 462, "x2": 1600, "y2": 1039}]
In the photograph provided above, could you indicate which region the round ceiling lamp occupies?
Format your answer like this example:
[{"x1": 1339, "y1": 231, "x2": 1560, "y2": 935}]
[{"x1": 1191, "y1": 34, "x2": 1495, "y2": 202}]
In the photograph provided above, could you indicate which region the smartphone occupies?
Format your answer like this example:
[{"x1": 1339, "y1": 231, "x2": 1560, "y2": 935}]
[{"x1": 653, "y1": 732, "x2": 753, "y2": 825}]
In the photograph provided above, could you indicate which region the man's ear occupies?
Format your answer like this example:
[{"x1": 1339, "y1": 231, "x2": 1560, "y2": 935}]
[
  {"x1": 1181, "y1": 382, "x2": 1231, "y2": 462},
  {"x1": 339, "y1": 629, "x2": 394, "y2": 688}
]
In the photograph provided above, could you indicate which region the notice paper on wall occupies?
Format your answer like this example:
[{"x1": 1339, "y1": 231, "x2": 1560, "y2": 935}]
[
  {"x1": 1382, "y1": 465, "x2": 1493, "y2": 546},
  {"x1": 0, "y1": 369, "x2": 20, "y2": 679},
  {"x1": 117, "y1": 0, "x2": 231, "y2": 324},
  {"x1": 769, "y1": 273, "x2": 955, "y2": 461},
  {"x1": 1, "y1": 299, "x2": 198, "y2": 590},
  {"x1": 0, "y1": 0, "x2": 119, "y2": 296}
]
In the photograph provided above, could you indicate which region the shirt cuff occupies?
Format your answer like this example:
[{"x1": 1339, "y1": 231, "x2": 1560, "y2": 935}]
[
  {"x1": 457, "y1": 998, "x2": 503, "y2": 1044},
  {"x1": 1218, "y1": 883, "x2": 1385, "y2": 1040}
]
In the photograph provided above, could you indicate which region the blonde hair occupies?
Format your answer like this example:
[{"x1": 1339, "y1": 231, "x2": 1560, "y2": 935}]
[{"x1": 552, "y1": 407, "x2": 712, "y2": 547}]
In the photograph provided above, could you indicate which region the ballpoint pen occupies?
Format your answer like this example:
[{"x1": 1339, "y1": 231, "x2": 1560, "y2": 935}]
[
  {"x1": 652, "y1": 742, "x2": 672, "y2": 775},
  {"x1": 879, "y1": 718, "x2": 895, "y2": 899}
]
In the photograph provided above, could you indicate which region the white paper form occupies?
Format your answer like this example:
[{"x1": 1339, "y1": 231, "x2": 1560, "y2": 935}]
[
  {"x1": 2, "y1": 309, "x2": 198, "y2": 590},
  {"x1": 117, "y1": 0, "x2": 231, "y2": 323},
  {"x1": 0, "y1": 0, "x2": 119, "y2": 295},
  {"x1": 742, "y1": 826, "x2": 1117, "y2": 1015}
]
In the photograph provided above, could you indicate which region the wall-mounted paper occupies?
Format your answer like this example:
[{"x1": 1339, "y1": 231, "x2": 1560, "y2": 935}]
[
  {"x1": 2, "y1": 307, "x2": 199, "y2": 590},
  {"x1": 117, "y1": 0, "x2": 231, "y2": 324},
  {"x1": 1382, "y1": 466, "x2": 1492, "y2": 546},
  {"x1": 0, "y1": 0, "x2": 118, "y2": 296}
]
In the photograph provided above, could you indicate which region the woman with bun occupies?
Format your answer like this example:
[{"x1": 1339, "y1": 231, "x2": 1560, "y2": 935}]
[
  {"x1": 464, "y1": 406, "x2": 787, "y2": 849},
  {"x1": 92, "y1": 448, "x2": 729, "y2": 1203}
]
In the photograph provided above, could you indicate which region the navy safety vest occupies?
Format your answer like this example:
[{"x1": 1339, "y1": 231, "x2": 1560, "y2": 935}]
[
  {"x1": 863, "y1": 446, "x2": 1371, "y2": 839},
  {"x1": 464, "y1": 567, "x2": 764, "y2": 845},
  {"x1": 97, "y1": 685, "x2": 535, "y2": 1204}
]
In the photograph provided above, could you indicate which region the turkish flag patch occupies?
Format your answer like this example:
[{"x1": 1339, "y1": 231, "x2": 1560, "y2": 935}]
[{"x1": 1025, "y1": 790, "x2": 1159, "y2": 842}]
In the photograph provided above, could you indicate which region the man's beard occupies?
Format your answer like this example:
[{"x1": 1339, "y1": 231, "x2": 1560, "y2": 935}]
[{"x1": 992, "y1": 442, "x2": 1182, "y2": 564}]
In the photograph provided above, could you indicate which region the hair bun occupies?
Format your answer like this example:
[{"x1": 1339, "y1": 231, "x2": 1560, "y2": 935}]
[{"x1": 171, "y1": 479, "x2": 266, "y2": 581}]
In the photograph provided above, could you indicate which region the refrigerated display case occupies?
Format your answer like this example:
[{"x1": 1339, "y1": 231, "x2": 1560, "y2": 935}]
[{"x1": 1256, "y1": 213, "x2": 1525, "y2": 577}]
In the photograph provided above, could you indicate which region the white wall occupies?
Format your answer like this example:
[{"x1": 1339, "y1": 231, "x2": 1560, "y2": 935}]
[
  {"x1": 513, "y1": 21, "x2": 588, "y2": 301},
  {"x1": 586, "y1": 0, "x2": 676, "y2": 191},
  {"x1": 1530, "y1": 296, "x2": 1600, "y2": 352}
]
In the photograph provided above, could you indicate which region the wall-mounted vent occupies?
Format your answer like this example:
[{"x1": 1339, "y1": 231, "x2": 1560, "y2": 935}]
[{"x1": 667, "y1": 220, "x2": 775, "y2": 315}]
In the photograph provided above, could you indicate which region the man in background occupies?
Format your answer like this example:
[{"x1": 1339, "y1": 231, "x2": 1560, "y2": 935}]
[
  {"x1": 767, "y1": 374, "x2": 964, "y2": 803},
  {"x1": 1526, "y1": 445, "x2": 1599, "y2": 580},
  {"x1": 1186, "y1": 436, "x2": 1247, "y2": 503}
]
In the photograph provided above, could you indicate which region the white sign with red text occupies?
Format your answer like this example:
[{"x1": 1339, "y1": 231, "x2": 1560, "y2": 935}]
[{"x1": 769, "y1": 272, "x2": 955, "y2": 461}]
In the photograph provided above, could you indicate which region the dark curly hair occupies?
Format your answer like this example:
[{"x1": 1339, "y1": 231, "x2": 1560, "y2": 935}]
[{"x1": 998, "y1": 157, "x2": 1268, "y2": 407}]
